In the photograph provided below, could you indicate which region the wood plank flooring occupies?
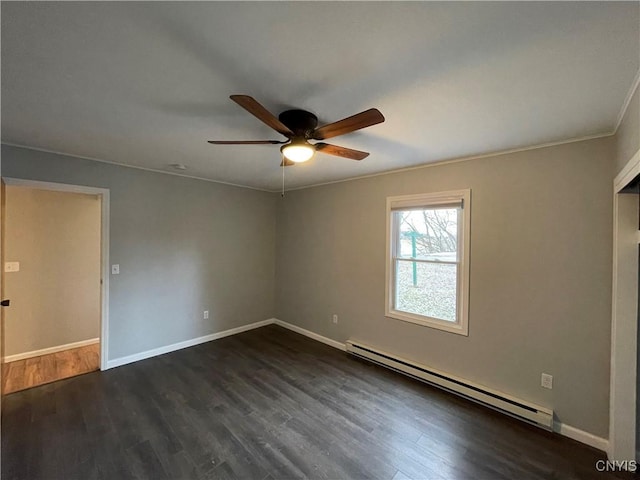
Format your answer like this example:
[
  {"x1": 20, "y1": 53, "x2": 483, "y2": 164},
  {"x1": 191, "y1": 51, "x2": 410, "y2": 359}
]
[
  {"x1": 1, "y1": 326, "x2": 635, "y2": 479},
  {"x1": 2, "y1": 343, "x2": 100, "y2": 394}
]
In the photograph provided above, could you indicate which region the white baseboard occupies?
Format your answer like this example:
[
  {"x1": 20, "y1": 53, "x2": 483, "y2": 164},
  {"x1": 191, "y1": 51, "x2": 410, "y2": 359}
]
[
  {"x1": 3, "y1": 338, "x2": 100, "y2": 363},
  {"x1": 106, "y1": 319, "x2": 274, "y2": 369},
  {"x1": 103, "y1": 316, "x2": 610, "y2": 454},
  {"x1": 554, "y1": 423, "x2": 609, "y2": 452},
  {"x1": 105, "y1": 318, "x2": 344, "y2": 370},
  {"x1": 273, "y1": 319, "x2": 609, "y2": 453},
  {"x1": 273, "y1": 318, "x2": 346, "y2": 351}
]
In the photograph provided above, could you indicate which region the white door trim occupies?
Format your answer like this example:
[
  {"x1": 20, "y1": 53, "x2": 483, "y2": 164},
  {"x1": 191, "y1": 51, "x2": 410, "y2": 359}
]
[
  {"x1": 610, "y1": 148, "x2": 640, "y2": 461},
  {"x1": 2, "y1": 177, "x2": 110, "y2": 371}
]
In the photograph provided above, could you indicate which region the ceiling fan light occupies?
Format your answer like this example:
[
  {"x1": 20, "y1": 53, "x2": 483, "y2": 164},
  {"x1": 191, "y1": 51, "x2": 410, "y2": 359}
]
[{"x1": 281, "y1": 141, "x2": 315, "y2": 163}]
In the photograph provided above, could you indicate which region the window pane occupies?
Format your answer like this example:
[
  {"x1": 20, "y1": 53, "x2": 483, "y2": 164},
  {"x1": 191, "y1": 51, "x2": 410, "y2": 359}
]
[
  {"x1": 395, "y1": 260, "x2": 457, "y2": 322},
  {"x1": 396, "y1": 209, "x2": 458, "y2": 261}
]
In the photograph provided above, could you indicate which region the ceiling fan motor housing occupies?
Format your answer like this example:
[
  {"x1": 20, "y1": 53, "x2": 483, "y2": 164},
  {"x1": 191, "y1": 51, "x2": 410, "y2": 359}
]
[{"x1": 278, "y1": 110, "x2": 318, "y2": 138}]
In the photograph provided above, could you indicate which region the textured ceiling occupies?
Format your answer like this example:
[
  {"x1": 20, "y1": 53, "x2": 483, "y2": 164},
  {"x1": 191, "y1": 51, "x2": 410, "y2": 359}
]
[{"x1": 2, "y1": 2, "x2": 639, "y2": 190}]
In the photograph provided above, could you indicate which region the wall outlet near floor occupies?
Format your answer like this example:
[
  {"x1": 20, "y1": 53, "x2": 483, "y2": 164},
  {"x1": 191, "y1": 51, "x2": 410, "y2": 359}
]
[
  {"x1": 332, "y1": 314, "x2": 338, "y2": 324},
  {"x1": 541, "y1": 373, "x2": 553, "y2": 389},
  {"x1": 203, "y1": 310, "x2": 209, "y2": 320}
]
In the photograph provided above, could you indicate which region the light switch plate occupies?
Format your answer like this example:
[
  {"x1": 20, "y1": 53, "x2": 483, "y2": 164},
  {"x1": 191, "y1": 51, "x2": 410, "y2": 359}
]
[
  {"x1": 111, "y1": 264, "x2": 120, "y2": 275},
  {"x1": 4, "y1": 262, "x2": 20, "y2": 273}
]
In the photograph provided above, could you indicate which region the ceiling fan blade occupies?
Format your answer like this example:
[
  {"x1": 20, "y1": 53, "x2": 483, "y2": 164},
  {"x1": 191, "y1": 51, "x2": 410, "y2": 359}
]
[
  {"x1": 280, "y1": 158, "x2": 296, "y2": 167},
  {"x1": 230, "y1": 95, "x2": 293, "y2": 137},
  {"x1": 315, "y1": 143, "x2": 369, "y2": 160},
  {"x1": 207, "y1": 140, "x2": 285, "y2": 145},
  {"x1": 312, "y1": 108, "x2": 384, "y2": 140}
]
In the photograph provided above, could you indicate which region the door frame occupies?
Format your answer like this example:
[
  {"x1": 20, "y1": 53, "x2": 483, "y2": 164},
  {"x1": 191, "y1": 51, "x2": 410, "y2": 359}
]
[
  {"x1": 2, "y1": 177, "x2": 110, "y2": 371},
  {"x1": 610, "y1": 148, "x2": 640, "y2": 461}
]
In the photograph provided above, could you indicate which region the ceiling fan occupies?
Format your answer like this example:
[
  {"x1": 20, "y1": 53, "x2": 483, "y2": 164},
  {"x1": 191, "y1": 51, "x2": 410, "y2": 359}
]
[{"x1": 208, "y1": 95, "x2": 385, "y2": 166}]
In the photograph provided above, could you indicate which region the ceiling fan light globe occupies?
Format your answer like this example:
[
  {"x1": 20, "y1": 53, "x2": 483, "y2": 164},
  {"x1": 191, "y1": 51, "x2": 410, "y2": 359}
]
[{"x1": 281, "y1": 143, "x2": 315, "y2": 163}]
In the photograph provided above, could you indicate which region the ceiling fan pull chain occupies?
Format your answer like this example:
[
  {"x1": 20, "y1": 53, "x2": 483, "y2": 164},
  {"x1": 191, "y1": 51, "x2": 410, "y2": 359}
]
[{"x1": 281, "y1": 157, "x2": 286, "y2": 197}]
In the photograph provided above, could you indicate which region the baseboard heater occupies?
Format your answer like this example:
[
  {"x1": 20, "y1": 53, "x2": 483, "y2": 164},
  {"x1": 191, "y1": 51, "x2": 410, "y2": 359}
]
[{"x1": 345, "y1": 340, "x2": 554, "y2": 430}]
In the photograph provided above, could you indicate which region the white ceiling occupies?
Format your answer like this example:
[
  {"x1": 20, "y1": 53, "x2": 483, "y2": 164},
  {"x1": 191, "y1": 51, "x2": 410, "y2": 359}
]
[{"x1": 2, "y1": 2, "x2": 638, "y2": 191}]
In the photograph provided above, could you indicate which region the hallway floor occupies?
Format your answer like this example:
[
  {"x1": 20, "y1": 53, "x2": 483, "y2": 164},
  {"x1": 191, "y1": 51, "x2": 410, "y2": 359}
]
[{"x1": 2, "y1": 343, "x2": 99, "y2": 394}]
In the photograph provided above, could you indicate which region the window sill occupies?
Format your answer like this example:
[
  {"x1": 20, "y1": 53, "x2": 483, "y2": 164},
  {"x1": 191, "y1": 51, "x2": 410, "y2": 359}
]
[{"x1": 385, "y1": 309, "x2": 468, "y2": 336}]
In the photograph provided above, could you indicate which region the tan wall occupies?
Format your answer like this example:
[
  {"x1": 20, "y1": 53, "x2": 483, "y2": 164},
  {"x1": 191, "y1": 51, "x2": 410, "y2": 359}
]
[
  {"x1": 615, "y1": 84, "x2": 639, "y2": 175},
  {"x1": 613, "y1": 81, "x2": 640, "y2": 453},
  {"x1": 613, "y1": 81, "x2": 640, "y2": 458},
  {"x1": 4, "y1": 186, "x2": 101, "y2": 356},
  {"x1": 276, "y1": 136, "x2": 614, "y2": 438},
  {"x1": 2, "y1": 145, "x2": 278, "y2": 361}
]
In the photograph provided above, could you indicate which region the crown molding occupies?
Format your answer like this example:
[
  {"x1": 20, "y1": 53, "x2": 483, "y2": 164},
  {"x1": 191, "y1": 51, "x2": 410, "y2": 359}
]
[
  {"x1": 2, "y1": 128, "x2": 617, "y2": 194},
  {"x1": 614, "y1": 68, "x2": 640, "y2": 134},
  {"x1": 278, "y1": 131, "x2": 614, "y2": 193},
  {"x1": 0, "y1": 142, "x2": 273, "y2": 193}
]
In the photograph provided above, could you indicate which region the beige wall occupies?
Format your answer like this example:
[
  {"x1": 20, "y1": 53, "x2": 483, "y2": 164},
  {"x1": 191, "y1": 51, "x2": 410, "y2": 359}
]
[
  {"x1": 4, "y1": 186, "x2": 101, "y2": 356},
  {"x1": 2, "y1": 145, "x2": 277, "y2": 361},
  {"x1": 613, "y1": 81, "x2": 640, "y2": 458},
  {"x1": 615, "y1": 84, "x2": 639, "y2": 175},
  {"x1": 1, "y1": 137, "x2": 617, "y2": 438},
  {"x1": 276, "y1": 136, "x2": 615, "y2": 438}
]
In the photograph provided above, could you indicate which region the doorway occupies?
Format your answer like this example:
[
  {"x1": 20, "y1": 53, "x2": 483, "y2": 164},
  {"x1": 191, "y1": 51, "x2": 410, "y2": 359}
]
[
  {"x1": 1, "y1": 178, "x2": 109, "y2": 393},
  {"x1": 610, "y1": 150, "x2": 640, "y2": 462}
]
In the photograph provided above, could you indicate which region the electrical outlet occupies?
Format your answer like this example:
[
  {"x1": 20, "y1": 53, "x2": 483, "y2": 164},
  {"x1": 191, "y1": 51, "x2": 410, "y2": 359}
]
[
  {"x1": 4, "y1": 262, "x2": 20, "y2": 273},
  {"x1": 541, "y1": 373, "x2": 553, "y2": 389},
  {"x1": 332, "y1": 314, "x2": 338, "y2": 324},
  {"x1": 203, "y1": 310, "x2": 209, "y2": 320},
  {"x1": 111, "y1": 264, "x2": 120, "y2": 275}
]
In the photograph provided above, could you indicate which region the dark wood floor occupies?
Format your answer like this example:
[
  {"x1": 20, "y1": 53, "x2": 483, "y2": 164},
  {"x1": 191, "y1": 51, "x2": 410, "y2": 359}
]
[{"x1": 1, "y1": 325, "x2": 635, "y2": 480}]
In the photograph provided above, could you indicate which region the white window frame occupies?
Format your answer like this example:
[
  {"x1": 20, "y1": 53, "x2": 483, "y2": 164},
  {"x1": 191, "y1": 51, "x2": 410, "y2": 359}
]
[{"x1": 385, "y1": 189, "x2": 471, "y2": 336}]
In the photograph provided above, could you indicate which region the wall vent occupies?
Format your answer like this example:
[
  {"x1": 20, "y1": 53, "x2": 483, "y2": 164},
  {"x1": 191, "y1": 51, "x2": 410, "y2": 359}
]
[{"x1": 346, "y1": 340, "x2": 553, "y2": 429}]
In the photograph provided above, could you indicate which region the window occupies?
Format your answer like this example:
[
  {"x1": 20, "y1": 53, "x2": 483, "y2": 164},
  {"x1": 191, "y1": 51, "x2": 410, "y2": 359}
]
[{"x1": 385, "y1": 190, "x2": 470, "y2": 335}]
